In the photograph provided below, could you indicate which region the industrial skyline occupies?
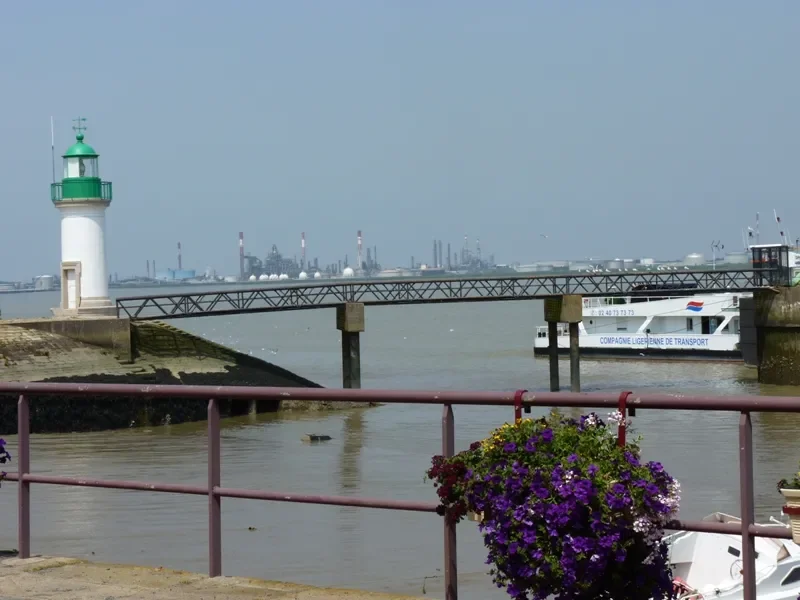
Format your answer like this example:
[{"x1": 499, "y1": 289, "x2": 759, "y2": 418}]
[{"x1": 2, "y1": 4, "x2": 799, "y2": 283}]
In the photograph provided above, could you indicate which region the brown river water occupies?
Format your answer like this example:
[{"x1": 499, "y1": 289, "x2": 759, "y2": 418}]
[{"x1": 1, "y1": 287, "x2": 799, "y2": 599}]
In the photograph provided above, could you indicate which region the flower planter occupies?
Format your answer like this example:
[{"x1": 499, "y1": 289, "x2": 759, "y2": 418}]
[{"x1": 780, "y1": 488, "x2": 800, "y2": 543}]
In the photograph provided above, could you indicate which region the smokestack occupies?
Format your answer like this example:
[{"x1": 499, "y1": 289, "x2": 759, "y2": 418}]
[
  {"x1": 438, "y1": 240, "x2": 443, "y2": 268},
  {"x1": 374, "y1": 246, "x2": 378, "y2": 269},
  {"x1": 433, "y1": 239, "x2": 437, "y2": 268},
  {"x1": 146, "y1": 259, "x2": 150, "y2": 279},
  {"x1": 177, "y1": 242, "x2": 182, "y2": 270},
  {"x1": 447, "y1": 243, "x2": 451, "y2": 270},
  {"x1": 239, "y1": 232, "x2": 245, "y2": 280},
  {"x1": 301, "y1": 232, "x2": 306, "y2": 270},
  {"x1": 153, "y1": 260, "x2": 156, "y2": 278},
  {"x1": 357, "y1": 230, "x2": 363, "y2": 272}
]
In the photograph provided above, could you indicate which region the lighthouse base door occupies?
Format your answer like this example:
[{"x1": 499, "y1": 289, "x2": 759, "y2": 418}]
[{"x1": 60, "y1": 261, "x2": 81, "y2": 311}]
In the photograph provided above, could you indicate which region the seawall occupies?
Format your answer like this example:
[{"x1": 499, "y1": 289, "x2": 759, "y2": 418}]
[{"x1": 0, "y1": 317, "x2": 345, "y2": 434}]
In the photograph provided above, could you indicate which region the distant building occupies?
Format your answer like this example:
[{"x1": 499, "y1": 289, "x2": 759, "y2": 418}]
[{"x1": 155, "y1": 269, "x2": 197, "y2": 281}]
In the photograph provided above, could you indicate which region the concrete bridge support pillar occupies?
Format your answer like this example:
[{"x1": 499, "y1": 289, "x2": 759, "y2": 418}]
[
  {"x1": 755, "y1": 287, "x2": 800, "y2": 384},
  {"x1": 544, "y1": 295, "x2": 583, "y2": 392},
  {"x1": 337, "y1": 302, "x2": 365, "y2": 389}
]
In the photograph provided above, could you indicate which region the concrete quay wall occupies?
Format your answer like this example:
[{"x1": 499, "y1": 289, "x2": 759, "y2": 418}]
[
  {"x1": 755, "y1": 286, "x2": 800, "y2": 385},
  {"x1": 0, "y1": 316, "x2": 338, "y2": 434}
]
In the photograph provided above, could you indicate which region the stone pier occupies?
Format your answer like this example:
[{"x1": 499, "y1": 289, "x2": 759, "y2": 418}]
[
  {"x1": 337, "y1": 302, "x2": 364, "y2": 389},
  {"x1": 755, "y1": 286, "x2": 800, "y2": 384},
  {"x1": 543, "y1": 295, "x2": 583, "y2": 392}
]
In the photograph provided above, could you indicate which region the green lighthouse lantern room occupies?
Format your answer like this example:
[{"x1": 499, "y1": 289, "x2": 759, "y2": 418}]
[{"x1": 51, "y1": 117, "x2": 113, "y2": 204}]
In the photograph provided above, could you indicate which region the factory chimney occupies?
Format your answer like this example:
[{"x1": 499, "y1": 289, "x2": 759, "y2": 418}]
[
  {"x1": 146, "y1": 259, "x2": 150, "y2": 279},
  {"x1": 432, "y1": 239, "x2": 437, "y2": 268},
  {"x1": 438, "y1": 240, "x2": 443, "y2": 268},
  {"x1": 239, "y1": 232, "x2": 244, "y2": 280},
  {"x1": 301, "y1": 232, "x2": 306, "y2": 270},
  {"x1": 357, "y1": 230, "x2": 363, "y2": 272},
  {"x1": 153, "y1": 260, "x2": 156, "y2": 279},
  {"x1": 177, "y1": 242, "x2": 182, "y2": 270},
  {"x1": 447, "y1": 243, "x2": 451, "y2": 270}
]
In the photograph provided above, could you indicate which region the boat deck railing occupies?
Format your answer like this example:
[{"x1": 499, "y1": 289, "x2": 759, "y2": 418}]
[
  {"x1": 582, "y1": 295, "x2": 742, "y2": 311},
  {"x1": 0, "y1": 382, "x2": 793, "y2": 600}
]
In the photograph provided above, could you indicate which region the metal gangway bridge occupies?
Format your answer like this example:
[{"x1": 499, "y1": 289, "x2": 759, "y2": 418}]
[{"x1": 115, "y1": 266, "x2": 784, "y2": 321}]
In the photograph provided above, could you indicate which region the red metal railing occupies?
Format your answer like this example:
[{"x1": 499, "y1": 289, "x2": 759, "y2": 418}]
[{"x1": 1, "y1": 382, "x2": 799, "y2": 600}]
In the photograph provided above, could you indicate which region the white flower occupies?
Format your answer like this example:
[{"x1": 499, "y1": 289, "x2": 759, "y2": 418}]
[
  {"x1": 606, "y1": 410, "x2": 632, "y2": 428},
  {"x1": 633, "y1": 516, "x2": 653, "y2": 533}
]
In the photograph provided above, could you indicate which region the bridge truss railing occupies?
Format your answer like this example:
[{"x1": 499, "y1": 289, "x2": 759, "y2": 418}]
[
  {"x1": 115, "y1": 268, "x2": 783, "y2": 320},
  {"x1": 2, "y1": 382, "x2": 797, "y2": 600}
]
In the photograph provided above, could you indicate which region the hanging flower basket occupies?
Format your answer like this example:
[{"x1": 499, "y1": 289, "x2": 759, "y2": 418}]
[{"x1": 425, "y1": 412, "x2": 680, "y2": 600}]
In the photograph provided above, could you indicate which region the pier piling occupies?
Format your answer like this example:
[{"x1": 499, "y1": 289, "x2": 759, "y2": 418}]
[
  {"x1": 569, "y1": 322, "x2": 580, "y2": 392},
  {"x1": 337, "y1": 303, "x2": 365, "y2": 389},
  {"x1": 544, "y1": 295, "x2": 583, "y2": 393},
  {"x1": 547, "y1": 321, "x2": 559, "y2": 391}
]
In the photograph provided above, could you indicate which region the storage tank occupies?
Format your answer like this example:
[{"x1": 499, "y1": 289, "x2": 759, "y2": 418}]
[
  {"x1": 258, "y1": 274, "x2": 269, "y2": 281},
  {"x1": 249, "y1": 274, "x2": 257, "y2": 281},
  {"x1": 298, "y1": 271, "x2": 308, "y2": 280},
  {"x1": 313, "y1": 271, "x2": 322, "y2": 279},
  {"x1": 724, "y1": 251, "x2": 749, "y2": 265},
  {"x1": 342, "y1": 267, "x2": 355, "y2": 277},
  {"x1": 639, "y1": 258, "x2": 655, "y2": 266},
  {"x1": 33, "y1": 275, "x2": 55, "y2": 290},
  {"x1": 606, "y1": 259, "x2": 624, "y2": 270},
  {"x1": 684, "y1": 253, "x2": 705, "y2": 266}
]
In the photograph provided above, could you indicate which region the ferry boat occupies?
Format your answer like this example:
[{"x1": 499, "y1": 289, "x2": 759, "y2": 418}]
[{"x1": 533, "y1": 291, "x2": 745, "y2": 360}]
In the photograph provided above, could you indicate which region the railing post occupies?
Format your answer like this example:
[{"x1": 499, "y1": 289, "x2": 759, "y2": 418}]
[
  {"x1": 208, "y1": 399, "x2": 222, "y2": 577},
  {"x1": 739, "y1": 412, "x2": 755, "y2": 600},
  {"x1": 17, "y1": 394, "x2": 30, "y2": 559},
  {"x1": 513, "y1": 389, "x2": 528, "y2": 422},
  {"x1": 442, "y1": 404, "x2": 457, "y2": 600}
]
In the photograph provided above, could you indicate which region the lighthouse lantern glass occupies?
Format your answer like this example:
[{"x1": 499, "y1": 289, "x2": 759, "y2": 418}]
[{"x1": 64, "y1": 156, "x2": 99, "y2": 179}]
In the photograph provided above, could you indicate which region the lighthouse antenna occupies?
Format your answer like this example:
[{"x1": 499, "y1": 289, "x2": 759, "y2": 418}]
[{"x1": 50, "y1": 116, "x2": 56, "y2": 184}]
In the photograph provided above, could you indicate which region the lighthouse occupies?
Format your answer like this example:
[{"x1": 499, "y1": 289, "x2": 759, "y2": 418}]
[{"x1": 51, "y1": 117, "x2": 115, "y2": 316}]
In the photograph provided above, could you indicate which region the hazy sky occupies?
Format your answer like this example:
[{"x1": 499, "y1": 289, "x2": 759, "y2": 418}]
[{"x1": 2, "y1": 1, "x2": 799, "y2": 280}]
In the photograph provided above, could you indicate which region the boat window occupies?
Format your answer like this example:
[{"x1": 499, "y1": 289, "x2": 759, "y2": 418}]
[
  {"x1": 781, "y1": 566, "x2": 800, "y2": 586},
  {"x1": 686, "y1": 318, "x2": 694, "y2": 332}
]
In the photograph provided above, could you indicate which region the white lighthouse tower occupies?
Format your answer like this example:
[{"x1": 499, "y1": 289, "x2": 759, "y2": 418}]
[{"x1": 51, "y1": 117, "x2": 115, "y2": 316}]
